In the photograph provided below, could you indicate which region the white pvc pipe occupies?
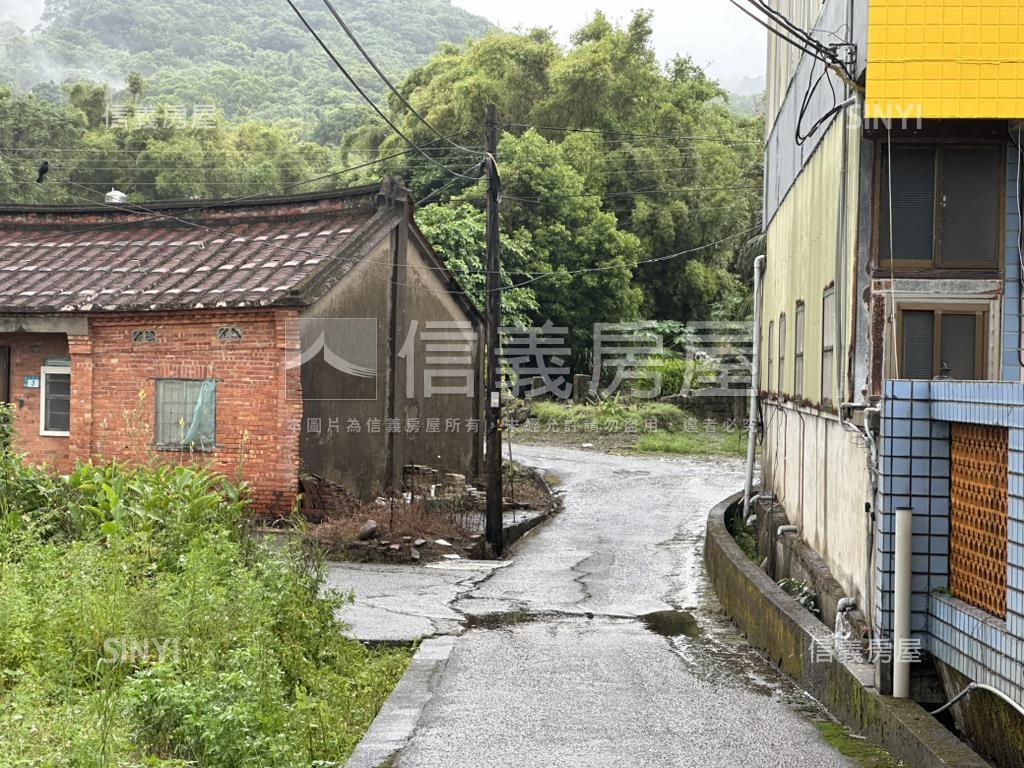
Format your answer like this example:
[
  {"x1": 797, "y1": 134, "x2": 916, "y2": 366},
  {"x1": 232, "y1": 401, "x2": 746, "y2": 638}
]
[
  {"x1": 893, "y1": 506, "x2": 913, "y2": 698},
  {"x1": 743, "y1": 255, "x2": 767, "y2": 520}
]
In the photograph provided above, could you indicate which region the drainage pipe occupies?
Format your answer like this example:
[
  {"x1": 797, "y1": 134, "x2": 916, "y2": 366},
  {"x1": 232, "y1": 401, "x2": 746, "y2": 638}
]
[
  {"x1": 893, "y1": 506, "x2": 913, "y2": 698},
  {"x1": 931, "y1": 682, "x2": 1024, "y2": 718},
  {"x1": 743, "y1": 255, "x2": 767, "y2": 520}
]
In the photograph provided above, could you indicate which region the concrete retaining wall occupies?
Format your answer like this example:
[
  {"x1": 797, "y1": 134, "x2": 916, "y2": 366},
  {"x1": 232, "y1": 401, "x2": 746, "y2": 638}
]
[{"x1": 706, "y1": 491, "x2": 987, "y2": 768}]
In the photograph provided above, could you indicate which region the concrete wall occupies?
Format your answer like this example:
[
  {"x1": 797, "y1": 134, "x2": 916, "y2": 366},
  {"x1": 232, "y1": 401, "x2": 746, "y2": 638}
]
[
  {"x1": 301, "y1": 230, "x2": 396, "y2": 499},
  {"x1": 705, "y1": 492, "x2": 988, "y2": 768},
  {"x1": 300, "y1": 219, "x2": 484, "y2": 499},
  {"x1": 763, "y1": 403, "x2": 875, "y2": 611}
]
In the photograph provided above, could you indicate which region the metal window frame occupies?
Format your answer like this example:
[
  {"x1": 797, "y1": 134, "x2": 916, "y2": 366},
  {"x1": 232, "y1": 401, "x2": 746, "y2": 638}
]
[
  {"x1": 39, "y1": 364, "x2": 71, "y2": 437},
  {"x1": 872, "y1": 140, "x2": 1006, "y2": 273},
  {"x1": 153, "y1": 377, "x2": 218, "y2": 453},
  {"x1": 778, "y1": 312, "x2": 787, "y2": 394},
  {"x1": 793, "y1": 302, "x2": 805, "y2": 398},
  {"x1": 893, "y1": 302, "x2": 989, "y2": 379}
]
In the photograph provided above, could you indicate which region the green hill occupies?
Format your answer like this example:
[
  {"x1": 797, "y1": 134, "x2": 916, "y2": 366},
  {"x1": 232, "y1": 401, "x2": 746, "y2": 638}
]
[{"x1": 0, "y1": 0, "x2": 493, "y2": 128}]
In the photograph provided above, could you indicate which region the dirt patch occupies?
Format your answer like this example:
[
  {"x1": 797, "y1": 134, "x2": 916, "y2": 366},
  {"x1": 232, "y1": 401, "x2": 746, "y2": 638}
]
[{"x1": 304, "y1": 463, "x2": 555, "y2": 564}]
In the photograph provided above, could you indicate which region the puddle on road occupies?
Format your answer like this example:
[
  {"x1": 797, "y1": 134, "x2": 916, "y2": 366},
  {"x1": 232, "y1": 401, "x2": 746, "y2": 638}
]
[
  {"x1": 463, "y1": 610, "x2": 537, "y2": 630},
  {"x1": 640, "y1": 609, "x2": 701, "y2": 638}
]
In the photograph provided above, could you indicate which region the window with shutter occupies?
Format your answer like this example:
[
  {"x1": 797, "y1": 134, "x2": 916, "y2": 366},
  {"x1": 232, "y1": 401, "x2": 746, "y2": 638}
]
[
  {"x1": 821, "y1": 288, "x2": 835, "y2": 404},
  {"x1": 877, "y1": 144, "x2": 1001, "y2": 269},
  {"x1": 794, "y1": 304, "x2": 805, "y2": 398},
  {"x1": 897, "y1": 307, "x2": 985, "y2": 379},
  {"x1": 778, "y1": 313, "x2": 786, "y2": 394}
]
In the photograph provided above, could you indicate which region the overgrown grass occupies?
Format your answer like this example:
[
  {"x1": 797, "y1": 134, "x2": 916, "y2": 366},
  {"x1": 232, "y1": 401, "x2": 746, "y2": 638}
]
[
  {"x1": 634, "y1": 430, "x2": 746, "y2": 456},
  {"x1": 0, "y1": 427, "x2": 409, "y2": 768},
  {"x1": 525, "y1": 399, "x2": 745, "y2": 456},
  {"x1": 529, "y1": 399, "x2": 692, "y2": 432}
]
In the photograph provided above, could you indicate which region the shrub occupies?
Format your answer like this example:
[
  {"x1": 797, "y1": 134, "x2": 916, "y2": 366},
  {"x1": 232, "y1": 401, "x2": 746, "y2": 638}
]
[{"x1": 0, "y1": 459, "x2": 410, "y2": 767}]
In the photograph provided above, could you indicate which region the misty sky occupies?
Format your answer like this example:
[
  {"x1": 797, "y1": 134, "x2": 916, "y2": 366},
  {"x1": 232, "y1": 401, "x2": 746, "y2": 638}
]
[{"x1": 451, "y1": 0, "x2": 767, "y2": 88}]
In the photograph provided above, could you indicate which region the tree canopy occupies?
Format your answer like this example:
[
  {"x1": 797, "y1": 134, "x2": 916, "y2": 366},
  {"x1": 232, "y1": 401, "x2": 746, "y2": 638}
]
[{"x1": 0, "y1": 7, "x2": 765, "y2": 359}]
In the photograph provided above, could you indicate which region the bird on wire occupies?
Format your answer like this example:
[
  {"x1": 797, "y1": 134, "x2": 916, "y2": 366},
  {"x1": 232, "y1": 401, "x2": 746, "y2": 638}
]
[{"x1": 36, "y1": 161, "x2": 49, "y2": 183}]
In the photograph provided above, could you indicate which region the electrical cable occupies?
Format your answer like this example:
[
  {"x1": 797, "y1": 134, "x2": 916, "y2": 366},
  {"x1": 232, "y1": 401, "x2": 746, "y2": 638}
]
[
  {"x1": 283, "y1": 0, "x2": 482, "y2": 181},
  {"x1": 745, "y1": 0, "x2": 855, "y2": 81},
  {"x1": 727, "y1": 0, "x2": 842, "y2": 75},
  {"x1": 505, "y1": 123, "x2": 762, "y2": 145},
  {"x1": 1, "y1": 159, "x2": 761, "y2": 297},
  {"x1": 318, "y1": 0, "x2": 482, "y2": 158}
]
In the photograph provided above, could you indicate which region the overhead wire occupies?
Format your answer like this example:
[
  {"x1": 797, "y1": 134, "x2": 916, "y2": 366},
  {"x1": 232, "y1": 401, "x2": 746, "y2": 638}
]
[
  {"x1": 1, "y1": 157, "x2": 761, "y2": 301},
  {"x1": 318, "y1": 0, "x2": 482, "y2": 158},
  {"x1": 283, "y1": 0, "x2": 482, "y2": 181}
]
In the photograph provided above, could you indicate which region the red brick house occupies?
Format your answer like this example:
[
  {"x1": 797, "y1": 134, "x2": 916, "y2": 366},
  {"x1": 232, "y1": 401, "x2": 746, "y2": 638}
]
[{"x1": 0, "y1": 179, "x2": 484, "y2": 514}]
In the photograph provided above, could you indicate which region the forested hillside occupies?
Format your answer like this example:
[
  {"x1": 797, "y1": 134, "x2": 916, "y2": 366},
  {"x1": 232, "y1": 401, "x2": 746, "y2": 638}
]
[
  {"x1": 0, "y1": 0, "x2": 492, "y2": 123},
  {"x1": 0, "y1": 5, "x2": 763, "y2": 354}
]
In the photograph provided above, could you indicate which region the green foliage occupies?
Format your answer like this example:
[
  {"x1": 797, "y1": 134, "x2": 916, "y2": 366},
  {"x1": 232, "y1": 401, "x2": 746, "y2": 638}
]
[
  {"x1": 0, "y1": 455, "x2": 410, "y2": 767},
  {"x1": 414, "y1": 202, "x2": 538, "y2": 328},
  {"x1": 381, "y1": 12, "x2": 762, "y2": 342},
  {"x1": 0, "y1": 7, "x2": 764, "y2": 356},
  {"x1": 529, "y1": 399, "x2": 692, "y2": 434},
  {"x1": 634, "y1": 354, "x2": 720, "y2": 397},
  {"x1": 633, "y1": 429, "x2": 746, "y2": 457},
  {"x1": 1, "y1": 0, "x2": 493, "y2": 123},
  {"x1": 778, "y1": 577, "x2": 821, "y2": 615}
]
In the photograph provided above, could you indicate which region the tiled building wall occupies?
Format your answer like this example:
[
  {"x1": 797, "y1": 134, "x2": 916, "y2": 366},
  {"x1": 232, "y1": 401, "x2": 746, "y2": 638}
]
[
  {"x1": 867, "y1": 0, "x2": 1024, "y2": 120},
  {"x1": 877, "y1": 380, "x2": 951, "y2": 637},
  {"x1": 879, "y1": 379, "x2": 1024, "y2": 706}
]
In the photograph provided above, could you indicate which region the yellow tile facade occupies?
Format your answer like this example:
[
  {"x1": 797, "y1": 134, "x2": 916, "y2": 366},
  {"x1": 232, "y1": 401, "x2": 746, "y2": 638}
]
[{"x1": 867, "y1": 0, "x2": 1024, "y2": 119}]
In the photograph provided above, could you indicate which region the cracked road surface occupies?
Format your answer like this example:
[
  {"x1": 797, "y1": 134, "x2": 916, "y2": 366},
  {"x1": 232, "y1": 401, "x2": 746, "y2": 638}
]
[{"x1": 335, "y1": 445, "x2": 859, "y2": 767}]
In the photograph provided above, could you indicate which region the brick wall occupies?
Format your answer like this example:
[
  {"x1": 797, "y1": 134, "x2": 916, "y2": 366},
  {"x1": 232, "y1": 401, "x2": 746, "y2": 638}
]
[
  {"x1": 3, "y1": 311, "x2": 302, "y2": 515},
  {"x1": 0, "y1": 331, "x2": 72, "y2": 471},
  {"x1": 81, "y1": 309, "x2": 302, "y2": 515}
]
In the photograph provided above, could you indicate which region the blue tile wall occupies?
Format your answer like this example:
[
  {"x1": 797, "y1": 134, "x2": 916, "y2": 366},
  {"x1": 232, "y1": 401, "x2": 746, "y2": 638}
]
[{"x1": 880, "y1": 380, "x2": 1024, "y2": 704}]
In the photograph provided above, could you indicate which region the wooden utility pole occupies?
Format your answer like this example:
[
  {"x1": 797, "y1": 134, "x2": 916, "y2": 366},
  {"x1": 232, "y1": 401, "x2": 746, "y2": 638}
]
[{"x1": 484, "y1": 103, "x2": 504, "y2": 556}]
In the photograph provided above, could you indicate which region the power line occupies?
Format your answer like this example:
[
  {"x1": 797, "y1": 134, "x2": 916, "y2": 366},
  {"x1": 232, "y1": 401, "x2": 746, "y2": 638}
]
[
  {"x1": 504, "y1": 226, "x2": 761, "y2": 291},
  {"x1": 318, "y1": 0, "x2": 482, "y2": 158},
  {"x1": 1, "y1": 159, "x2": 762, "y2": 301},
  {"x1": 284, "y1": 0, "x2": 481, "y2": 181},
  {"x1": 504, "y1": 185, "x2": 761, "y2": 203},
  {"x1": 506, "y1": 123, "x2": 763, "y2": 145}
]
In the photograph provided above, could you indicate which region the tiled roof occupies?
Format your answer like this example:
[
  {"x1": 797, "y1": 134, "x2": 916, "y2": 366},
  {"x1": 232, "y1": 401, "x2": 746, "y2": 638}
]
[{"x1": 0, "y1": 183, "x2": 395, "y2": 314}]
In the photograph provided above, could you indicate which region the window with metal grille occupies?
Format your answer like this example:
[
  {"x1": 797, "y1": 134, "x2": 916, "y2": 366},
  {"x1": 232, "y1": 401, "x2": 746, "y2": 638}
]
[
  {"x1": 40, "y1": 365, "x2": 70, "y2": 436},
  {"x1": 766, "y1": 320, "x2": 774, "y2": 394},
  {"x1": 897, "y1": 307, "x2": 986, "y2": 379},
  {"x1": 155, "y1": 379, "x2": 217, "y2": 451},
  {"x1": 821, "y1": 288, "x2": 835, "y2": 404},
  {"x1": 793, "y1": 303, "x2": 805, "y2": 398},
  {"x1": 878, "y1": 145, "x2": 1001, "y2": 269}
]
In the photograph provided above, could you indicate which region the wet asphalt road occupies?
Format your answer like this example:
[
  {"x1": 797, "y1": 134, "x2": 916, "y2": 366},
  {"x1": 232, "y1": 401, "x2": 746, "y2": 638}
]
[{"x1": 394, "y1": 445, "x2": 857, "y2": 768}]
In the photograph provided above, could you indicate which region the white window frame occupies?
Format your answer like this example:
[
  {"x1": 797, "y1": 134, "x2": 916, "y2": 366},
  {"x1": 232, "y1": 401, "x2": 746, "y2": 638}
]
[{"x1": 39, "y1": 364, "x2": 71, "y2": 437}]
